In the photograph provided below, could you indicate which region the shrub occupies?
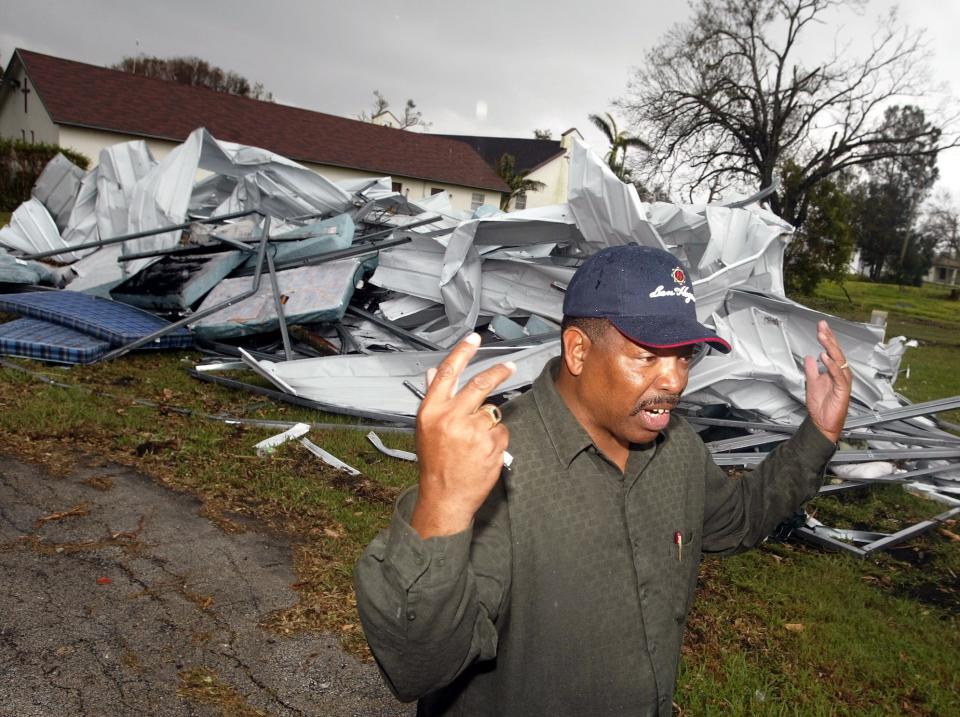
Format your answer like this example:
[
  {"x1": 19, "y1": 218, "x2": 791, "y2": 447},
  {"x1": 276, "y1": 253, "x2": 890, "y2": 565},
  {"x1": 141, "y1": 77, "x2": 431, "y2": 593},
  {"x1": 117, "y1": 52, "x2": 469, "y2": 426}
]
[{"x1": 0, "y1": 138, "x2": 90, "y2": 212}]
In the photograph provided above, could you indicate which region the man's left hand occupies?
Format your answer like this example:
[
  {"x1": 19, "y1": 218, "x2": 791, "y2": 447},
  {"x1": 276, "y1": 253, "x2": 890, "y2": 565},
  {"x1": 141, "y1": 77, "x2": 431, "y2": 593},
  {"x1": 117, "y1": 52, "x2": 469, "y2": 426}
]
[{"x1": 803, "y1": 320, "x2": 853, "y2": 444}]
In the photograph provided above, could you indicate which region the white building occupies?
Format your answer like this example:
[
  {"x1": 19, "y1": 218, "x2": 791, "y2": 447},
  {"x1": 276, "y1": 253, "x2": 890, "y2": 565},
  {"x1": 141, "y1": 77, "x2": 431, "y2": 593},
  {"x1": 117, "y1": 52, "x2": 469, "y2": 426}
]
[{"x1": 1, "y1": 49, "x2": 510, "y2": 214}]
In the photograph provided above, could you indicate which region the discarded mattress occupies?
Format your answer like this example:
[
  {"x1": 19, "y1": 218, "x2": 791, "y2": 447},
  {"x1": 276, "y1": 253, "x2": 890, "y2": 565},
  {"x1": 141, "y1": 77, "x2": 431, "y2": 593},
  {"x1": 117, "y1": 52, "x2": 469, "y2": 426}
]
[
  {"x1": 0, "y1": 317, "x2": 111, "y2": 364},
  {"x1": 189, "y1": 257, "x2": 373, "y2": 338},
  {"x1": 110, "y1": 249, "x2": 247, "y2": 310},
  {"x1": 0, "y1": 250, "x2": 56, "y2": 286},
  {"x1": 0, "y1": 290, "x2": 193, "y2": 348}
]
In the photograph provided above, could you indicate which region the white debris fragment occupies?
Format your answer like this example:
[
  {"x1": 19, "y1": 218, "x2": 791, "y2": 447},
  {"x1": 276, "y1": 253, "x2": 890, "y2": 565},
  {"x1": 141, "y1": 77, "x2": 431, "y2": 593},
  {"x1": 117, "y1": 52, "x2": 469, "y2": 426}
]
[
  {"x1": 254, "y1": 422, "x2": 310, "y2": 456},
  {"x1": 300, "y1": 438, "x2": 361, "y2": 476},
  {"x1": 366, "y1": 431, "x2": 418, "y2": 462}
]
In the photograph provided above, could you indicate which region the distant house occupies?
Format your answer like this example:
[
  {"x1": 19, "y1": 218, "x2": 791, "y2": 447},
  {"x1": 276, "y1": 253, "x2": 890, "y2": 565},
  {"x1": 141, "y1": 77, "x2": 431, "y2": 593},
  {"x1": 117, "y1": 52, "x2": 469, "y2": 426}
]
[
  {"x1": 443, "y1": 129, "x2": 582, "y2": 210},
  {"x1": 0, "y1": 48, "x2": 508, "y2": 213},
  {"x1": 925, "y1": 253, "x2": 960, "y2": 286}
]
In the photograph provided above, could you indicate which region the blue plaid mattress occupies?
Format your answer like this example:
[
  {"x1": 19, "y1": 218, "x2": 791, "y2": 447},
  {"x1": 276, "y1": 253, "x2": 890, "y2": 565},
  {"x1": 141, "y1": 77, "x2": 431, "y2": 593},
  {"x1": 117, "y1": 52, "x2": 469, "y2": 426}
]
[
  {"x1": 0, "y1": 318, "x2": 111, "y2": 364},
  {"x1": 0, "y1": 290, "x2": 193, "y2": 348}
]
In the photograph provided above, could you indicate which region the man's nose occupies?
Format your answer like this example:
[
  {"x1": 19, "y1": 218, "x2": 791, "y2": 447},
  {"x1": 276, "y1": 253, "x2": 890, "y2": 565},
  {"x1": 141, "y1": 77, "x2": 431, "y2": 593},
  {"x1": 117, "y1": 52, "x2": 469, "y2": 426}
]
[{"x1": 655, "y1": 357, "x2": 688, "y2": 393}]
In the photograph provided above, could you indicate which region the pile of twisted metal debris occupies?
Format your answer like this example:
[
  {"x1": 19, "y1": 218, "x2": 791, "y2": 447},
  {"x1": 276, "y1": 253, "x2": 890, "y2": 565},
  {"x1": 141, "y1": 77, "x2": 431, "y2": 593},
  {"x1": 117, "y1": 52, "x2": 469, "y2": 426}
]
[{"x1": 1, "y1": 127, "x2": 958, "y2": 556}]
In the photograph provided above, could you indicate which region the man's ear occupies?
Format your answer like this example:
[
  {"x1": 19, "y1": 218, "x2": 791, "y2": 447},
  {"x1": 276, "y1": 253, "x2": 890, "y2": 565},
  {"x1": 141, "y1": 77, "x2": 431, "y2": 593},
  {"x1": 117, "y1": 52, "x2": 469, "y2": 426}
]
[{"x1": 561, "y1": 326, "x2": 592, "y2": 377}]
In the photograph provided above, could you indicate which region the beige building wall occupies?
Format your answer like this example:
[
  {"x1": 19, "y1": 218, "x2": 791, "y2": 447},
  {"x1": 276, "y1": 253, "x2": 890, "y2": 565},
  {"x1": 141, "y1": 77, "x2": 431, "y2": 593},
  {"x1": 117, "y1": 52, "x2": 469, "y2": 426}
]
[
  {"x1": 299, "y1": 160, "x2": 502, "y2": 214},
  {"x1": 58, "y1": 126, "x2": 179, "y2": 165},
  {"x1": 0, "y1": 61, "x2": 59, "y2": 145},
  {"x1": 504, "y1": 129, "x2": 582, "y2": 211}
]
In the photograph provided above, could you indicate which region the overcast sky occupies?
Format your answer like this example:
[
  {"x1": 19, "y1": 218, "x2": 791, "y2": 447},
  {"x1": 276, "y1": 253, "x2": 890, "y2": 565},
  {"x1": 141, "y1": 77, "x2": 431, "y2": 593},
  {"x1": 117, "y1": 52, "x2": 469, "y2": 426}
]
[{"x1": 2, "y1": 0, "x2": 958, "y2": 196}]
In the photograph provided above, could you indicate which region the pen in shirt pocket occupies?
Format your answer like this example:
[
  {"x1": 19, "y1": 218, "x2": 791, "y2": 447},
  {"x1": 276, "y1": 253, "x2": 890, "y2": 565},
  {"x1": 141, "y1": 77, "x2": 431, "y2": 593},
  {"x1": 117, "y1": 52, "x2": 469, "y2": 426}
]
[{"x1": 402, "y1": 380, "x2": 514, "y2": 469}]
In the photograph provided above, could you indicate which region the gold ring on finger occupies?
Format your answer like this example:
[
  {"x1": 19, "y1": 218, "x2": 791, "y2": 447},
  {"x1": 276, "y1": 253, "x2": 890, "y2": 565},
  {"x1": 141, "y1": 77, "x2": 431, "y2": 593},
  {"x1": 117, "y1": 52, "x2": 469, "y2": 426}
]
[
  {"x1": 479, "y1": 404, "x2": 502, "y2": 429},
  {"x1": 839, "y1": 361, "x2": 849, "y2": 370}
]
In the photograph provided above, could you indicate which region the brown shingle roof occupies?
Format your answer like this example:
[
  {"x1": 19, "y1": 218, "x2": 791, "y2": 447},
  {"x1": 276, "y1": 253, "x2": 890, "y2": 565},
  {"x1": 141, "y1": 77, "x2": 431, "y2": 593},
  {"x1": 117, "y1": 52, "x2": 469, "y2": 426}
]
[{"x1": 13, "y1": 49, "x2": 508, "y2": 193}]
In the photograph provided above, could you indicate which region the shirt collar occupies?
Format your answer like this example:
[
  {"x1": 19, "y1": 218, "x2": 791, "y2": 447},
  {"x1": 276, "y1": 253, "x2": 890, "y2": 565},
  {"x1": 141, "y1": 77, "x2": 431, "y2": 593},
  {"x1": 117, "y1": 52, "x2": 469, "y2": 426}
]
[{"x1": 532, "y1": 357, "x2": 597, "y2": 468}]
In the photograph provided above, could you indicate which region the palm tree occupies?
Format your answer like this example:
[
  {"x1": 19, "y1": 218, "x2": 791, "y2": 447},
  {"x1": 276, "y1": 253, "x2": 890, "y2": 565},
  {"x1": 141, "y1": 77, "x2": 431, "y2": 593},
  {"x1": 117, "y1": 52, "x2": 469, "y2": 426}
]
[
  {"x1": 588, "y1": 112, "x2": 652, "y2": 182},
  {"x1": 496, "y1": 153, "x2": 547, "y2": 211}
]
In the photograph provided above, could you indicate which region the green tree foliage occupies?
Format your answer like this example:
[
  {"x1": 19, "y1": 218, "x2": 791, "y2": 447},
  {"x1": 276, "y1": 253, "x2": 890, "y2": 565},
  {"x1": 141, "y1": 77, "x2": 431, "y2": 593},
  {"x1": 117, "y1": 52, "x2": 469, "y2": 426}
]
[
  {"x1": 533, "y1": 129, "x2": 553, "y2": 140},
  {"x1": 112, "y1": 56, "x2": 273, "y2": 100},
  {"x1": 0, "y1": 139, "x2": 90, "y2": 212},
  {"x1": 851, "y1": 106, "x2": 940, "y2": 283},
  {"x1": 619, "y1": 0, "x2": 953, "y2": 237},
  {"x1": 587, "y1": 112, "x2": 651, "y2": 182},
  {"x1": 496, "y1": 153, "x2": 546, "y2": 211},
  {"x1": 781, "y1": 161, "x2": 856, "y2": 296},
  {"x1": 889, "y1": 231, "x2": 938, "y2": 286}
]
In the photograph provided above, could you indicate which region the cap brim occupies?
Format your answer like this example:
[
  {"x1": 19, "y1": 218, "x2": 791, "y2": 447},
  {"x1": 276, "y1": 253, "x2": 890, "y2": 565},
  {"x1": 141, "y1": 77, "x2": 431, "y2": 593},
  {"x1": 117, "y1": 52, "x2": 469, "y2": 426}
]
[{"x1": 610, "y1": 315, "x2": 732, "y2": 354}]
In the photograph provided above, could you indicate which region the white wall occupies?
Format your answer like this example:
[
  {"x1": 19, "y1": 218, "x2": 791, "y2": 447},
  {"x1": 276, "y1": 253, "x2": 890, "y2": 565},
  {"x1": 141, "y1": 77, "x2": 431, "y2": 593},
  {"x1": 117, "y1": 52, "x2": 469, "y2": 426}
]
[
  {"x1": 504, "y1": 130, "x2": 581, "y2": 211},
  {"x1": 0, "y1": 61, "x2": 59, "y2": 145},
  {"x1": 299, "y1": 160, "x2": 503, "y2": 214},
  {"x1": 58, "y1": 126, "x2": 179, "y2": 166}
]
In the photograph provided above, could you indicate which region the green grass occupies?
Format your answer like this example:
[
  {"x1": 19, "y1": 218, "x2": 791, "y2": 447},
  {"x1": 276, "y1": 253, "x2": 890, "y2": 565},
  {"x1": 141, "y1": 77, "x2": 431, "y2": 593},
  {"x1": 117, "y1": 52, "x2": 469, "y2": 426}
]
[
  {"x1": 671, "y1": 277, "x2": 960, "y2": 715},
  {"x1": 802, "y1": 278, "x2": 960, "y2": 425},
  {"x1": 0, "y1": 211, "x2": 11, "y2": 226},
  {"x1": 679, "y1": 546, "x2": 960, "y2": 715}
]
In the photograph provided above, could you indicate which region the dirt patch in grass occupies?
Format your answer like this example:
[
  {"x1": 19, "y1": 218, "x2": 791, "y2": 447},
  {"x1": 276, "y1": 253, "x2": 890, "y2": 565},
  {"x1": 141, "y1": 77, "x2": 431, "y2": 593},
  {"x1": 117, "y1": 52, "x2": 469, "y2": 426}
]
[
  {"x1": 177, "y1": 666, "x2": 272, "y2": 717},
  {"x1": 328, "y1": 470, "x2": 402, "y2": 505}
]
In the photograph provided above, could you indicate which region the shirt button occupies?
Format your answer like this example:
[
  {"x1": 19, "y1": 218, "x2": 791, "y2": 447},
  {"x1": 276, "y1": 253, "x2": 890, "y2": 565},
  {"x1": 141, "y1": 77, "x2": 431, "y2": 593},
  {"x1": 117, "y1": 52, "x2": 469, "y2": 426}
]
[{"x1": 407, "y1": 610, "x2": 416, "y2": 621}]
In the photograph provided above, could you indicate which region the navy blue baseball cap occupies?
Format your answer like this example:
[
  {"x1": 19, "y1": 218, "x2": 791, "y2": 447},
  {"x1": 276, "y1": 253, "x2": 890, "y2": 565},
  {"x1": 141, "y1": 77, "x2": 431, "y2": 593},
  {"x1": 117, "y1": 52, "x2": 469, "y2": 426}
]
[{"x1": 562, "y1": 245, "x2": 731, "y2": 353}]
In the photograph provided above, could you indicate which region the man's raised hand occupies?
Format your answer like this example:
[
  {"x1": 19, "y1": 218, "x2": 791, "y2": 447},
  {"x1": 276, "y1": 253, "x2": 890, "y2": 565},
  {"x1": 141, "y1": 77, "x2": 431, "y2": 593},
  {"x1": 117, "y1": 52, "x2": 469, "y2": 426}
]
[
  {"x1": 411, "y1": 333, "x2": 516, "y2": 539},
  {"x1": 803, "y1": 320, "x2": 852, "y2": 444}
]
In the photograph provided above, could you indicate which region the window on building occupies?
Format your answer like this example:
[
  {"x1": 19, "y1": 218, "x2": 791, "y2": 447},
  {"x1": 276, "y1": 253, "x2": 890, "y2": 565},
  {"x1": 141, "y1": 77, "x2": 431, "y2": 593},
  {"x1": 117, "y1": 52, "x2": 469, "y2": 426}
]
[
  {"x1": 392, "y1": 181, "x2": 402, "y2": 194},
  {"x1": 938, "y1": 267, "x2": 948, "y2": 282},
  {"x1": 471, "y1": 192, "x2": 485, "y2": 211},
  {"x1": 431, "y1": 187, "x2": 444, "y2": 195},
  {"x1": 514, "y1": 192, "x2": 527, "y2": 210}
]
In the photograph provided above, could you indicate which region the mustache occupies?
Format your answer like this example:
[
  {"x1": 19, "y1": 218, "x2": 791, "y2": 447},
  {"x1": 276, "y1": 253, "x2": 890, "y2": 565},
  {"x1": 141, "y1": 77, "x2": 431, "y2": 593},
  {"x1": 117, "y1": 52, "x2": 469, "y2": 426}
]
[{"x1": 630, "y1": 393, "x2": 681, "y2": 416}]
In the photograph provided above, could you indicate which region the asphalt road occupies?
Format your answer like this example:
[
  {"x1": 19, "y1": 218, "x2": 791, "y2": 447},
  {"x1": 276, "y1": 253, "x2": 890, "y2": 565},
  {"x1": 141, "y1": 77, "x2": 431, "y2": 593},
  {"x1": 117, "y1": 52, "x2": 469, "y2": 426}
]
[{"x1": 0, "y1": 455, "x2": 413, "y2": 717}]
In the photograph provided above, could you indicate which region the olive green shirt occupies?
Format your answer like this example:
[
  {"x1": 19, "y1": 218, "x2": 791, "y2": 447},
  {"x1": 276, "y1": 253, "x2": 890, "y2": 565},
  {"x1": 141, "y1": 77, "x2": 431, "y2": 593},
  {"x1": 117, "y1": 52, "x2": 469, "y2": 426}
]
[{"x1": 354, "y1": 359, "x2": 835, "y2": 716}]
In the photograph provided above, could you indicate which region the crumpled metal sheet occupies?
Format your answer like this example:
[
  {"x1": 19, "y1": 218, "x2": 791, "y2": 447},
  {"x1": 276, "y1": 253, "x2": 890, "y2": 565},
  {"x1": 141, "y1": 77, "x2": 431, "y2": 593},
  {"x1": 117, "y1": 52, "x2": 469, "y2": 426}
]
[
  {"x1": 240, "y1": 341, "x2": 560, "y2": 417},
  {"x1": 682, "y1": 288, "x2": 908, "y2": 423},
  {"x1": 31, "y1": 153, "x2": 85, "y2": 233},
  {"x1": 96, "y1": 140, "x2": 157, "y2": 243},
  {"x1": 566, "y1": 137, "x2": 664, "y2": 250},
  {"x1": 0, "y1": 199, "x2": 84, "y2": 263}
]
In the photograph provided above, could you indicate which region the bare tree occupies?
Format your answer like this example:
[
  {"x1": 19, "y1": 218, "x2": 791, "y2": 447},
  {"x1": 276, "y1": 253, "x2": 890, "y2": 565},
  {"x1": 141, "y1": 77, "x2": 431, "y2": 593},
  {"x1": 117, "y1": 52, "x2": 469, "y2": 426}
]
[
  {"x1": 618, "y1": 0, "x2": 957, "y2": 229},
  {"x1": 922, "y1": 190, "x2": 960, "y2": 257},
  {"x1": 112, "y1": 56, "x2": 273, "y2": 101},
  {"x1": 357, "y1": 91, "x2": 432, "y2": 131},
  {"x1": 533, "y1": 129, "x2": 553, "y2": 140}
]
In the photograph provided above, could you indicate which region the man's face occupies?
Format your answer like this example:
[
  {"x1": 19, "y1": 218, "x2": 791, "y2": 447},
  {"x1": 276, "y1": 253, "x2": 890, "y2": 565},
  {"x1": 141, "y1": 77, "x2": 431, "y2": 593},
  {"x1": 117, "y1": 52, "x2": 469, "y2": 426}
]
[{"x1": 576, "y1": 326, "x2": 694, "y2": 446}]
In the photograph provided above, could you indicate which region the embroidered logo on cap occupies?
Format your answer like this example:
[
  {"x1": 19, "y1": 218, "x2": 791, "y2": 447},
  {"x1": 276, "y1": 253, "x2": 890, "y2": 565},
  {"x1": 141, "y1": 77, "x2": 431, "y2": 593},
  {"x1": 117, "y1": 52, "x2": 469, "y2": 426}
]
[{"x1": 672, "y1": 267, "x2": 686, "y2": 286}]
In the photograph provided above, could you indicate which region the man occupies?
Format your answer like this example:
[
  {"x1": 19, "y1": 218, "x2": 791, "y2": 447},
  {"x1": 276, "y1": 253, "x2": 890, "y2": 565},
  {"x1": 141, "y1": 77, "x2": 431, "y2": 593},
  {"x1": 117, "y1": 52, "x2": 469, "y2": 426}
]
[{"x1": 354, "y1": 245, "x2": 851, "y2": 716}]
